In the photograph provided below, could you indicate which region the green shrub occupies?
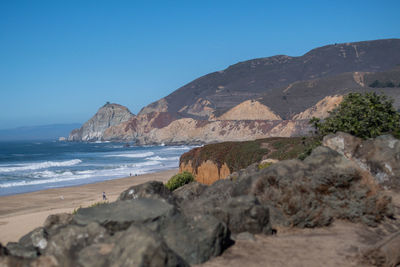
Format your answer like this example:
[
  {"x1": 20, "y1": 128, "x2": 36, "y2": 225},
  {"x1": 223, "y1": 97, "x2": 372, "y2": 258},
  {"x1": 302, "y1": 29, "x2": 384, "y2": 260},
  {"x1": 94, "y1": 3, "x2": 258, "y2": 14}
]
[
  {"x1": 258, "y1": 162, "x2": 272, "y2": 170},
  {"x1": 369, "y1": 80, "x2": 399, "y2": 88},
  {"x1": 72, "y1": 201, "x2": 108, "y2": 215},
  {"x1": 297, "y1": 140, "x2": 321, "y2": 160},
  {"x1": 310, "y1": 92, "x2": 400, "y2": 139},
  {"x1": 369, "y1": 80, "x2": 382, "y2": 88},
  {"x1": 165, "y1": 171, "x2": 195, "y2": 191}
]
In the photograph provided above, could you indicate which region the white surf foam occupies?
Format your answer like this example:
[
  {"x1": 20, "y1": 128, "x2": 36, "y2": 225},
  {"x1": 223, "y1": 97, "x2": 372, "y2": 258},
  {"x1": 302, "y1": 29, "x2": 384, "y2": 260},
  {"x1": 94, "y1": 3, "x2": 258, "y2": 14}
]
[
  {"x1": 32, "y1": 170, "x2": 74, "y2": 178},
  {"x1": 164, "y1": 146, "x2": 192, "y2": 151},
  {"x1": 0, "y1": 159, "x2": 82, "y2": 173},
  {"x1": 0, "y1": 160, "x2": 175, "y2": 188},
  {"x1": 104, "y1": 152, "x2": 155, "y2": 158},
  {"x1": 146, "y1": 156, "x2": 180, "y2": 161}
]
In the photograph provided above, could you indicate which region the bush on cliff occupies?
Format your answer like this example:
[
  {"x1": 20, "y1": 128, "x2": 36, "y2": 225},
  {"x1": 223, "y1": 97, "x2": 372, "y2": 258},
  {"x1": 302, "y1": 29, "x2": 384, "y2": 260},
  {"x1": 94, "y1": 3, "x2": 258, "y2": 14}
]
[
  {"x1": 310, "y1": 92, "x2": 400, "y2": 139},
  {"x1": 166, "y1": 172, "x2": 195, "y2": 191}
]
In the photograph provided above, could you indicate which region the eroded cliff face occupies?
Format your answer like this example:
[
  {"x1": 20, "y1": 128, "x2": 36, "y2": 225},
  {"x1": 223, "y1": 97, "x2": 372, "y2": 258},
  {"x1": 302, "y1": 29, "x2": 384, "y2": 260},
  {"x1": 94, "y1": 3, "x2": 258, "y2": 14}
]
[
  {"x1": 292, "y1": 95, "x2": 343, "y2": 120},
  {"x1": 218, "y1": 100, "x2": 281, "y2": 120},
  {"x1": 68, "y1": 103, "x2": 134, "y2": 141},
  {"x1": 68, "y1": 97, "x2": 334, "y2": 145},
  {"x1": 180, "y1": 160, "x2": 230, "y2": 185},
  {"x1": 135, "y1": 119, "x2": 311, "y2": 145}
]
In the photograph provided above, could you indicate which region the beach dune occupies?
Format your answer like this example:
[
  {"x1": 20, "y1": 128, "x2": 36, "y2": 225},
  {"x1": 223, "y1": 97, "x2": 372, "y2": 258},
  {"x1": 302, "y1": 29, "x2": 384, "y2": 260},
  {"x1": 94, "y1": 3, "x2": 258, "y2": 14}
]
[{"x1": 0, "y1": 169, "x2": 177, "y2": 244}]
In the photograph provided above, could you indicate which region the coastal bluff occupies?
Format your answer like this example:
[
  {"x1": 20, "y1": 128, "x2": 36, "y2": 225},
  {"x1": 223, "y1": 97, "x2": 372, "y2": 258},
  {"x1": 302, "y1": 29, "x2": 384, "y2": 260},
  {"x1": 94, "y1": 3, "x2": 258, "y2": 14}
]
[{"x1": 179, "y1": 137, "x2": 318, "y2": 185}]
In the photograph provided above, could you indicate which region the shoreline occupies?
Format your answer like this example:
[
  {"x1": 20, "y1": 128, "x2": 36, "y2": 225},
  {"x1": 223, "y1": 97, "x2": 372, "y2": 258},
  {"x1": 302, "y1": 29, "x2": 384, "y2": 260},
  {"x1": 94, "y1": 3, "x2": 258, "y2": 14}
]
[{"x1": 0, "y1": 168, "x2": 178, "y2": 244}]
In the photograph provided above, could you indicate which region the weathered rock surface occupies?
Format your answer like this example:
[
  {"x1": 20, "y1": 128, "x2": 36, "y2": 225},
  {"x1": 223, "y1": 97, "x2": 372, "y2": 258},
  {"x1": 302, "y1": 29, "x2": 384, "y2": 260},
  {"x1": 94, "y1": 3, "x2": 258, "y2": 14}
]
[
  {"x1": 45, "y1": 222, "x2": 108, "y2": 266},
  {"x1": 364, "y1": 231, "x2": 400, "y2": 267},
  {"x1": 251, "y1": 146, "x2": 393, "y2": 227},
  {"x1": 68, "y1": 103, "x2": 134, "y2": 141},
  {"x1": 78, "y1": 225, "x2": 189, "y2": 267},
  {"x1": 210, "y1": 195, "x2": 271, "y2": 234},
  {"x1": 159, "y1": 214, "x2": 231, "y2": 264},
  {"x1": 180, "y1": 160, "x2": 231, "y2": 185},
  {"x1": 43, "y1": 213, "x2": 73, "y2": 232},
  {"x1": 118, "y1": 180, "x2": 174, "y2": 202},
  {"x1": 73, "y1": 198, "x2": 177, "y2": 233},
  {"x1": 18, "y1": 227, "x2": 48, "y2": 254},
  {"x1": 323, "y1": 132, "x2": 400, "y2": 189},
  {"x1": 172, "y1": 181, "x2": 208, "y2": 202},
  {"x1": 5, "y1": 242, "x2": 39, "y2": 259}
]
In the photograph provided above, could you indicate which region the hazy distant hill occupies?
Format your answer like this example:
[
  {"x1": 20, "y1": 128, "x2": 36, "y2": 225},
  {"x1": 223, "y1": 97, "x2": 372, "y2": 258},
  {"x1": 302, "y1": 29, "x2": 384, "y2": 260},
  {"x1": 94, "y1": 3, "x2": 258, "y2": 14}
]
[{"x1": 0, "y1": 124, "x2": 81, "y2": 141}]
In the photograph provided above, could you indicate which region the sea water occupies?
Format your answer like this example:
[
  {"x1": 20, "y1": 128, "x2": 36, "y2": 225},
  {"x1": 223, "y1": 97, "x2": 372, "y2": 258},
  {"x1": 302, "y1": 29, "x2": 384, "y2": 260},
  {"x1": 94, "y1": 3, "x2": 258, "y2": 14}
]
[{"x1": 0, "y1": 140, "x2": 194, "y2": 196}]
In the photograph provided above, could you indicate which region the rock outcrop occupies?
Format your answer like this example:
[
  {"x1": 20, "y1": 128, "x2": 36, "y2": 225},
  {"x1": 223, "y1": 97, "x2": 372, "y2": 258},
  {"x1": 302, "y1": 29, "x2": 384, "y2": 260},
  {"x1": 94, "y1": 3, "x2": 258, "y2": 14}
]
[
  {"x1": 180, "y1": 160, "x2": 231, "y2": 185},
  {"x1": 68, "y1": 103, "x2": 134, "y2": 141},
  {"x1": 179, "y1": 137, "x2": 319, "y2": 185},
  {"x1": 323, "y1": 132, "x2": 400, "y2": 189}
]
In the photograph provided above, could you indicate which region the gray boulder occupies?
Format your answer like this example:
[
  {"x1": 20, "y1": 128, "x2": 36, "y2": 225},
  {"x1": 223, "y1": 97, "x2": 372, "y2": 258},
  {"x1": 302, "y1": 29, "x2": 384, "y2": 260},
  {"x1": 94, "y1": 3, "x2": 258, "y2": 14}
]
[
  {"x1": 322, "y1": 131, "x2": 362, "y2": 158},
  {"x1": 172, "y1": 181, "x2": 207, "y2": 202},
  {"x1": 73, "y1": 198, "x2": 177, "y2": 233},
  {"x1": 18, "y1": 227, "x2": 48, "y2": 254},
  {"x1": 251, "y1": 146, "x2": 393, "y2": 227},
  {"x1": 72, "y1": 196, "x2": 231, "y2": 264},
  {"x1": 211, "y1": 195, "x2": 271, "y2": 234},
  {"x1": 77, "y1": 225, "x2": 189, "y2": 267},
  {"x1": 0, "y1": 243, "x2": 6, "y2": 256},
  {"x1": 44, "y1": 222, "x2": 108, "y2": 266},
  {"x1": 118, "y1": 181, "x2": 174, "y2": 203},
  {"x1": 323, "y1": 132, "x2": 400, "y2": 189},
  {"x1": 160, "y1": 213, "x2": 231, "y2": 264},
  {"x1": 179, "y1": 182, "x2": 271, "y2": 235},
  {"x1": 44, "y1": 213, "x2": 73, "y2": 232},
  {"x1": 5, "y1": 242, "x2": 38, "y2": 259}
]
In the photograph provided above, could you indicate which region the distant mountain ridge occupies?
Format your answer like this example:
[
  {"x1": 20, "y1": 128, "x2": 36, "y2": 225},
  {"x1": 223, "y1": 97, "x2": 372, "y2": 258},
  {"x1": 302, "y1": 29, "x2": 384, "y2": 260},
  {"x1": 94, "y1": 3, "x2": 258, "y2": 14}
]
[
  {"x1": 140, "y1": 38, "x2": 400, "y2": 119},
  {"x1": 69, "y1": 39, "x2": 400, "y2": 144}
]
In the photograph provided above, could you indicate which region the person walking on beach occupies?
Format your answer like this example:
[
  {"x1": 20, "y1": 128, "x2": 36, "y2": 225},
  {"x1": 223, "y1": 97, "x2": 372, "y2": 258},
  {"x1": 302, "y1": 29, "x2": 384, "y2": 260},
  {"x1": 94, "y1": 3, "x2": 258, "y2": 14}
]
[{"x1": 102, "y1": 192, "x2": 107, "y2": 201}]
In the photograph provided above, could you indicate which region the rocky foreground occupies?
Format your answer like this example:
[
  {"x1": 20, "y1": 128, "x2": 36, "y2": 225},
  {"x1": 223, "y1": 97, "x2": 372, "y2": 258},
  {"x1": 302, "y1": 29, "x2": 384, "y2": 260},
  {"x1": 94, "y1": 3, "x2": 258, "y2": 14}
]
[{"x1": 1, "y1": 133, "x2": 400, "y2": 266}]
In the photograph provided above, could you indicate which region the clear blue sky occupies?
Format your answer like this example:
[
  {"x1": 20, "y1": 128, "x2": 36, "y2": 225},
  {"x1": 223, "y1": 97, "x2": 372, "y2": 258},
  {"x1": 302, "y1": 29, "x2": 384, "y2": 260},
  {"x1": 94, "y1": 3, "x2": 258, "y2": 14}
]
[{"x1": 1, "y1": 0, "x2": 399, "y2": 129}]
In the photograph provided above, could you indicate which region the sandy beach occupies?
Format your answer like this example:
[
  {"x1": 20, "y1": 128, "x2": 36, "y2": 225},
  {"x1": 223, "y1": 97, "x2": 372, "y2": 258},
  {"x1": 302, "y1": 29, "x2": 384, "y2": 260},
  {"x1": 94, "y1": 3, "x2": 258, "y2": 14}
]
[{"x1": 0, "y1": 169, "x2": 178, "y2": 244}]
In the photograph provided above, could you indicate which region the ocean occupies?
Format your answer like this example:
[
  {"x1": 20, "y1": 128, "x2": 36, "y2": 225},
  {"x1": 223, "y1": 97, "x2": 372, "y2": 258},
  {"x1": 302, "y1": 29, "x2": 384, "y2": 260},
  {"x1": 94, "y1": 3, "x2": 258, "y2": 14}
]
[{"x1": 0, "y1": 140, "x2": 194, "y2": 196}]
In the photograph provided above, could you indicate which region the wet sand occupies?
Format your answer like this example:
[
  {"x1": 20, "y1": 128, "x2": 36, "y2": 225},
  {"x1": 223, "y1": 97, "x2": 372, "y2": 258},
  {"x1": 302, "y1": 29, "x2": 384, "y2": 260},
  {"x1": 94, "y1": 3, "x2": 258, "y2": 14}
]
[{"x1": 0, "y1": 169, "x2": 178, "y2": 244}]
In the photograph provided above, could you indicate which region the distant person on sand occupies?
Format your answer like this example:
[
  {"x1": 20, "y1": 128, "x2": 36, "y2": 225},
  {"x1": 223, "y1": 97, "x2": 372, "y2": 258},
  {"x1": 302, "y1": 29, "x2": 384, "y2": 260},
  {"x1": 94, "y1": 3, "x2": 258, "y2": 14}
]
[{"x1": 102, "y1": 192, "x2": 107, "y2": 201}]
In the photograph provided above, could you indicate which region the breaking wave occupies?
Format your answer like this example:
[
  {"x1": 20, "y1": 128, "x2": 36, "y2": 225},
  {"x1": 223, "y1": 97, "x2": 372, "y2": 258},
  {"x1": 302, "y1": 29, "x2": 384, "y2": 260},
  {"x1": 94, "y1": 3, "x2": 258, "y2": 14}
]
[
  {"x1": 104, "y1": 152, "x2": 155, "y2": 158},
  {"x1": 0, "y1": 159, "x2": 82, "y2": 173}
]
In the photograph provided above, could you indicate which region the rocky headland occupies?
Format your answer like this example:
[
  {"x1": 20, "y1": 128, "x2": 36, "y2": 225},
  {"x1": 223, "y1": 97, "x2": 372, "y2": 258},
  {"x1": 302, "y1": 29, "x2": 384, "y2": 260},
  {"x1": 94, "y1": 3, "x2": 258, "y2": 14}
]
[
  {"x1": 2, "y1": 132, "x2": 400, "y2": 266},
  {"x1": 69, "y1": 39, "x2": 400, "y2": 145}
]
